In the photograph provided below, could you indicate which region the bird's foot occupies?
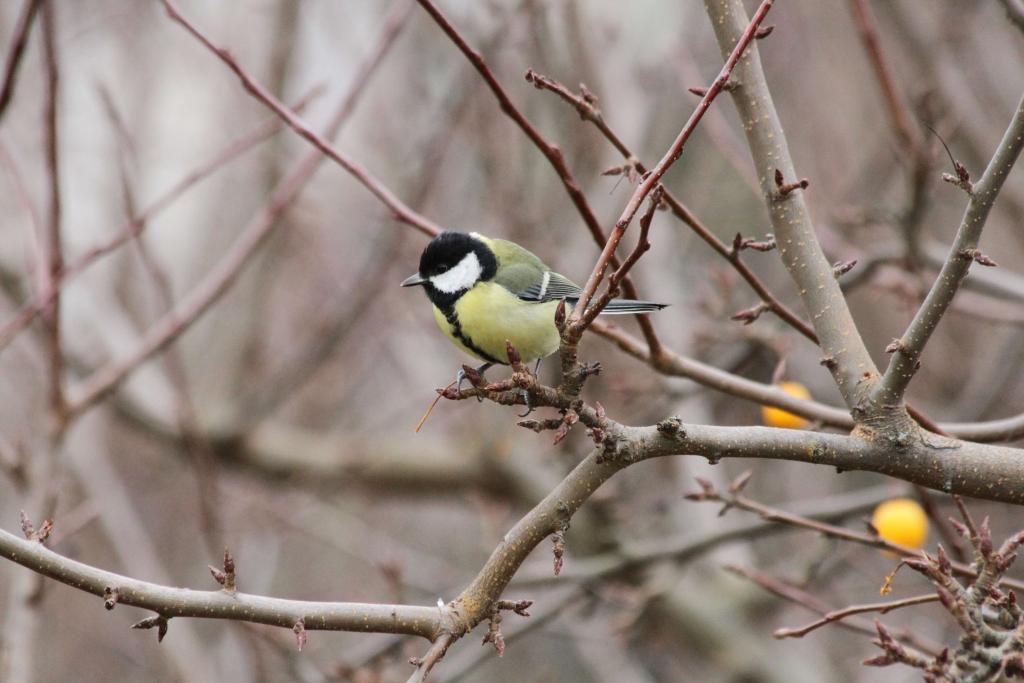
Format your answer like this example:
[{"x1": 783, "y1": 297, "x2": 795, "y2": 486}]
[
  {"x1": 518, "y1": 388, "x2": 535, "y2": 417},
  {"x1": 456, "y1": 362, "x2": 493, "y2": 401}
]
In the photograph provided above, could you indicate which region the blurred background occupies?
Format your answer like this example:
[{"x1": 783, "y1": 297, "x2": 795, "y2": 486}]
[{"x1": 1, "y1": 1, "x2": 1023, "y2": 681}]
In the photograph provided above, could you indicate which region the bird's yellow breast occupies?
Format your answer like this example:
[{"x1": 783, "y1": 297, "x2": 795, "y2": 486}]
[{"x1": 432, "y1": 282, "x2": 561, "y2": 363}]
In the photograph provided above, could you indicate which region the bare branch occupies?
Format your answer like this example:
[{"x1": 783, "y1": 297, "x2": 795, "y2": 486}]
[
  {"x1": 515, "y1": 484, "x2": 899, "y2": 586},
  {"x1": 570, "y1": 0, "x2": 776, "y2": 326},
  {"x1": 0, "y1": 0, "x2": 41, "y2": 123},
  {"x1": 591, "y1": 321, "x2": 853, "y2": 428},
  {"x1": 0, "y1": 527, "x2": 445, "y2": 639},
  {"x1": 0, "y1": 85, "x2": 323, "y2": 355},
  {"x1": 65, "y1": 1, "x2": 413, "y2": 416},
  {"x1": 159, "y1": 0, "x2": 442, "y2": 238},
  {"x1": 685, "y1": 481, "x2": 1024, "y2": 591},
  {"x1": 873, "y1": 93, "x2": 1024, "y2": 407},
  {"x1": 728, "y1": 565, "x2": 941, "y2": 656},
  {"x1": 579, "y1": 188, "x2": 662, "y2": 326},
  {"x1": 38, "y1": 0, "x2": 64, "y2": 421},
  {"x1": 774, "y1": 594, "x2": 940, "y2": 640},
  {"x1": 406, "y1": 633, "x2": 454, "y2": 683},
  {"x1": 705, "y1": 0, "x2": 879, "y2": 409},
  {"x1": 845, "y1": 0, "x2": 921, "y2": 153},
  {"x1": 527, "y1": 71, "x2": 820, "y2": 344}
]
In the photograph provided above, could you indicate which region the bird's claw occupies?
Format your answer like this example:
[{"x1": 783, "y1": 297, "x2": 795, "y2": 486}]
[
  {"x1": 455, "y1": 363, "x2": 492, "y2": 402},
  {"x1": 517, "y1": 388, "x2": 534, "y2": 418}
]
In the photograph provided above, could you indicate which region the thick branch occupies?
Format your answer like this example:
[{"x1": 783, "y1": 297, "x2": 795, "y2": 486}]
[
  {"x1": 643, "y1": 422, "x2": 1024, "y2": 504},
  {"x1": 0, "y1": 528, "x2": 444, "y2": 639},
  {"x1": 873, "y1": 93, "x2": 1024, "y2": 406},
  {"x1": 705, "y1": 0, "x2": 879, "y2": 408},
  {"x1": 450, "y1": 375, "x2": 1024, "y2": 504}
]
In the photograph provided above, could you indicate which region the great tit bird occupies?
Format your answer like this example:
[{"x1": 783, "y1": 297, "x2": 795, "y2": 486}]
[{"x1": 402, "y1": 232, "x2": 666, "y2": 375}]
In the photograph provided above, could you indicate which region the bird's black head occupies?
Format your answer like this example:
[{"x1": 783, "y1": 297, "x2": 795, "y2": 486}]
[{"x1": 402, "y1": 232, "x2": 497, "y2": 310}]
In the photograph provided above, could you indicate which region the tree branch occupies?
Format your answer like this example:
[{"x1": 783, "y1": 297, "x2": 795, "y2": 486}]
[
  {"x1": 704, "y1": 0, "x2": 879, "y2": 409},
  {"x1": 39, "y1": 0, "x2": 64, "y2": 421},
  {"x1": 873, "y1": 92, "x2": 1024, "y2": 407},
  {"x1": 570, "y1": 0, "x2": 776, "y2": 326},
  {"x1": 513, "y1": 484, "x2": 899, "y2": 586},
  {"x1": 65, "y1": 1, "x2": 413, "y2": 416},
  {"x1": 845, "y1": 0, "x2": 920, "y2": 153},
  {"x1": 595, "y1": 321, "x2": 1024, "y2": 442},
  {"x1": 590, "y1": 320, "x2": 853, "y2": 428},
  {"x1": 0, "y1": 85, "x2": 324, "y2": 355},
  {"x1": 159, "y1": 0, "x2": 442, "y2": 238},
  {"x1": 727, "y1": 565, "x2": 941, "y2": 656},
  {"x1": 0, "y1": 0, "x2": 41, "y2": 123},
  {"x1": 447, "y1": 375, "x2": 1024, "y2": 504},
  {"x1": 0, "y1": 527, "x2": 446, "y2": 639},
  {"x1": 524, "y1": 70, "x2": 817, "y2": 342},
  {"x1": 406, "y1": 633, "x2": 454, "y2": 683},
  {"x1": 774, "y1": 595, "x2": 939, "y2": 640}
]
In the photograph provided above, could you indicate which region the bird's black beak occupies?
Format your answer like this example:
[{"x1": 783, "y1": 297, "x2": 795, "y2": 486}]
[{"x1": 401, "y1": 273, "x2": 427, "y2": 287}]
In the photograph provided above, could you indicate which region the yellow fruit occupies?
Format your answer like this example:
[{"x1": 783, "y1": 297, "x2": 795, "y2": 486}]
[
  {"x1": 761, "y1": 381, "x2": 811, "y2": 429},
  {"x1": 872, "y1": 498, "x2": 929, "y2": 549}
]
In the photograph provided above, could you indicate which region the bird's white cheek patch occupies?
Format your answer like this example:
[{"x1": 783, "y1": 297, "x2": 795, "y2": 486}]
[{"x1": 431, "y1": 252, "x2": 483, "y2": 293}]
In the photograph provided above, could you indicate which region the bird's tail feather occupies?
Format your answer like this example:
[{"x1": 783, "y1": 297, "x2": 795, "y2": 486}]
[{"x1": 567, "y1": 298, "x2": 669, "y2": 315}]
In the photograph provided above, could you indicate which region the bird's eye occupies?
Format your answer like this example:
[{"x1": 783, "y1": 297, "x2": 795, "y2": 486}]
[{"x1": 437, "y1": 265, "x2": 448, "y2": 273}]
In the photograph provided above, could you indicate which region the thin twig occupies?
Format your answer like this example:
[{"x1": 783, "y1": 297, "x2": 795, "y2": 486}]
[
  {"x1": 101, "y1": 90, "x2": 224, "y2": 557},
  {"x1": 685, "y1": 484, "x2": 1024, "y2": 589},
  {"x1": 774, "y1": 594, "x2": 939, "y2": 639},
  {"x1": 160, "y1": 0, "x2": 442, "y2": 237},
  {"x1": 727, "y1": 565, "x2": 941, "y2": 657},
  {"x1": 526, "y1": 70, "x2": 816, "y2": 341},
  {"x1": 38, "y1": 0, "x2": 63, "y2": 421},
  {"x1": 592, "y1": 319, "x2": 1024, "y2": 442},
  {"x1": 5, "y1": 7, "x2": 64, "y2": 682},
  {"x1": 0, "y1": 85, "x2": 324, "y2": 354},
  {"x1": 65, "y1": 0, "x2": 413, "y2": 417},
  {"x1": 514, "y1": 484, "x2": 899, "y2": 586},
  {"x1": 570, "y1": 0, "x2": 776, "y2": 328},
  {"x1": 0, "y1": 0, "x2": 41, "y2": 123},
  {"x1": 579, "y1": 188, "x2": 662, "y2": 328},
  {"x1": 845, "y1": 0, "x2": 920, "y2": 152},
  {"x1": 406, "y1": 633, "x2": 454, "y2": 683}
]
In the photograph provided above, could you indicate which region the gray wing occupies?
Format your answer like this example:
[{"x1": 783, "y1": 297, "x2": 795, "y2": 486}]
[
  {"x1": 487, "y1": 238, "x2": 582, "y2": 303},
  {"x1": 512, "y1": 270, "x2": 582, "y2": 303},
  {"x1": 497, "y1": 264, "x2": 667, "y2": 312}
]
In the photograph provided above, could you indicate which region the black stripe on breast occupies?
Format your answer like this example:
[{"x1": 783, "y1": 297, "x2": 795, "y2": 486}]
[{"x1": 443, "y1": 306, "x2": 503, "y2": 365}]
